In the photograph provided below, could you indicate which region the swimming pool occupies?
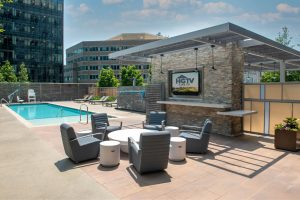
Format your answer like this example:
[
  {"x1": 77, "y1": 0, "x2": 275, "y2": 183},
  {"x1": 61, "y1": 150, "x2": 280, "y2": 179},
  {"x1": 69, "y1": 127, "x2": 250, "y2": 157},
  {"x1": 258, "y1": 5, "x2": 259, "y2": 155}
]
[{"x1": 8, "y1": 103, "x2": 93, "y2": 126}]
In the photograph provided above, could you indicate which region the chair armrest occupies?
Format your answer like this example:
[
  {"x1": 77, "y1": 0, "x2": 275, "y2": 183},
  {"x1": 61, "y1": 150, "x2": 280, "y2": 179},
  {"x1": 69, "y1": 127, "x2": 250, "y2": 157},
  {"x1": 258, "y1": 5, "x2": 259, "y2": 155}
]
[
  {"x1": 71, "y1": 132, "x2": 103, "y2": 141},
  {"x1": 179, "y1": 129, "x2": 202, "y2": 135},
  {"x1": 181, "y1": 125, "x2": 202, "y2": 131},
  {"x1": 90, "y1": 132, "x2": 105, "y2": 141},
  {"x1": 128, "y1": 137, "x2": 140, "y2": 152}
]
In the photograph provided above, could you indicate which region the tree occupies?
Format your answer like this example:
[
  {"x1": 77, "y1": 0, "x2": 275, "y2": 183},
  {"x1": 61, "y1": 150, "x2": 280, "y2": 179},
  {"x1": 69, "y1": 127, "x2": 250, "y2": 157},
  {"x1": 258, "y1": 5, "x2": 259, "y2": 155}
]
[
  {"x1": 0, "y1": 0, "x2": 13, "y2": 33},
  {"x1": 262, "y1": 26, "x2": 300, "y2": 82},
  {"x1": 0, "y1": 60, "x2": 17, "y2": 82},
  {"x1": 97, "y1": 68, "x2": 119, "y2": 87},
  {"x1": 0, "y1": 72, "x2": 4, "y2": 82},
  {"x1": 286, "y1": 71, "x2": 300, "y2": 82},
  {"x1": 275, "y1": 26, "x2": 294, "y2": 48},
  {"x1": 261, "y1": 72, "x2": 280, "y2": 82},
  {"x1": 18, "y1": 62, "x2": 29, "y2": 82},
  {"x1": 0, "y1": 0, "x2": 12, "y2": 7},
  {"x1": 120, "y1": 65, "x2": 144, "y2": 86}
]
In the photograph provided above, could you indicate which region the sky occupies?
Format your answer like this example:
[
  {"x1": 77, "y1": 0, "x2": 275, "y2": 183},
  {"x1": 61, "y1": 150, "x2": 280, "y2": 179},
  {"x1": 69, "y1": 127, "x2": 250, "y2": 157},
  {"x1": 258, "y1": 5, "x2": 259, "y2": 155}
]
[{"x1": 64, "y1": 0, "x2": 300, "y2": 59}]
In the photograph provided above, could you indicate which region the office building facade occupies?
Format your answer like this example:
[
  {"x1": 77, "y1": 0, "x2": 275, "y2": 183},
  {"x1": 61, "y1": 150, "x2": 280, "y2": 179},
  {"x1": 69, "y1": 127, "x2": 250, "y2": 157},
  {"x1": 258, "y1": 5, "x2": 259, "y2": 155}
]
[
  {"x1": 0, "y1": 0, "x2": 64, "y2": 82},
  {"x1": 65, "y1": 33, "x2": 164, "y2": 83}
]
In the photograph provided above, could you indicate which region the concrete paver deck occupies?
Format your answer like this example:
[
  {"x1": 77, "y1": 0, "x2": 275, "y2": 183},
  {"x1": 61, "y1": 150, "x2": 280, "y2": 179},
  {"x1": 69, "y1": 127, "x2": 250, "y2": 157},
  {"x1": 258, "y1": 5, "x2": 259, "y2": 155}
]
[
  {"x1": 1, "y1": 101, "x2": 300, "y2": 200},
  {"x1": 0, "y1": 105, "x2": 116, "y2": 200}
]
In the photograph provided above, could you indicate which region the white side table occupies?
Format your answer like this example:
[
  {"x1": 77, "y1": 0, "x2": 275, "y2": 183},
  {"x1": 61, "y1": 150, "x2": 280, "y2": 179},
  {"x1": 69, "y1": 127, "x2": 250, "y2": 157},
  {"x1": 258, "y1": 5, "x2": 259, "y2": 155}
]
[
  {"x1": 165, "y1": 126, "x2": 180, "y2": 137},
  {"x1": 169, "y1": 137, "x2": 186, "y2": 161},
  {"x1": 100, "y1": 141, "x2": 120, "y2": 167}
]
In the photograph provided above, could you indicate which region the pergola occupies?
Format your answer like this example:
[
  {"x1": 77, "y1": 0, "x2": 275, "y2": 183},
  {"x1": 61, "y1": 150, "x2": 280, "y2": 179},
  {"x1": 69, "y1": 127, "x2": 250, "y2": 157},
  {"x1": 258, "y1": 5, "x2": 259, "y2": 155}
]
[{"x1": 109, "y1": 22, "x2": 300, "y2": 82}]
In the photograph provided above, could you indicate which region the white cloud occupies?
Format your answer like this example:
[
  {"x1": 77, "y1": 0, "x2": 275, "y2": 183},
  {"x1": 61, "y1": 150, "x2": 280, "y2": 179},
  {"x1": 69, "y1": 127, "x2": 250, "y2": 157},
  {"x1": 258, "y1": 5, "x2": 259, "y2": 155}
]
[
  {"x1": 102, "y1": 0, "x2": 124, "y2": 5},
  {"x1": 123, "y1": 8, "x2": 169, "y2": 18},
  {"x1": 190, "y1": 0, "x2": 202, "y2": 7},
  {"x1": 238, "y1": 12, "x2": 281, "y2": 23},
  {"x1": 143, "y1": 0, "x2": 191, "y2": 9},
  {"x1": 122, "y1": 8, "x2": 188, "y2": 22},
  {"x1": 79, "y1": 3, "x2": 90, "y2": 13},
  {"x1": 276, "y1": 3, "x2": 299, "y2": 14},
  {"x1": 175, "y1": 14, "x2": 188, "y2": 21},
  {"x1": 202, "y1": 2, "x2": 235, "y2": 14},
  {"x1": 66, "y1": 3, "x2": 90, "y2": 16}
]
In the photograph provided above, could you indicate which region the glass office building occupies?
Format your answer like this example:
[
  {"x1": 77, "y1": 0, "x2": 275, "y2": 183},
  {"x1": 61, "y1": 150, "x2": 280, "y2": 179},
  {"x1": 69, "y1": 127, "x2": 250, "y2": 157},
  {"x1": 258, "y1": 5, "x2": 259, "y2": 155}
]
[{"x1": 0, "y1": 0, "x2": 64, "y2": 82}]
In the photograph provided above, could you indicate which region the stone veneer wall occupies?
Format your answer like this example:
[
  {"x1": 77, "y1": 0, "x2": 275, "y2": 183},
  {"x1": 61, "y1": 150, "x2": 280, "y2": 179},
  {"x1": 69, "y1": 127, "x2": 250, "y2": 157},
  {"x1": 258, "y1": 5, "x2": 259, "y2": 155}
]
[{"x1": 150, "y1": 43, "x2": 244, "y2": 136}]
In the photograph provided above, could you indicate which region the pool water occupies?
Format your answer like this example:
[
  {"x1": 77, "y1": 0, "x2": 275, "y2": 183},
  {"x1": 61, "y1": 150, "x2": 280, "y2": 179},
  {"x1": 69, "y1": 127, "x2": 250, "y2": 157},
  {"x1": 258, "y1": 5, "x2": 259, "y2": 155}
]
[{"x1": 8, "y1": 103, "x2": 93, "y2": 126}]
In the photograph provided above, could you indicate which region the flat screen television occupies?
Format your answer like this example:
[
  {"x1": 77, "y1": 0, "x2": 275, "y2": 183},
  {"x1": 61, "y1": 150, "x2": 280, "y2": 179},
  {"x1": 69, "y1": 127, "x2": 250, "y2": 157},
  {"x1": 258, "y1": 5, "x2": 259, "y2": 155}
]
[{"x1": 170, "y1": 70, "x2": 201, "y2": 96}]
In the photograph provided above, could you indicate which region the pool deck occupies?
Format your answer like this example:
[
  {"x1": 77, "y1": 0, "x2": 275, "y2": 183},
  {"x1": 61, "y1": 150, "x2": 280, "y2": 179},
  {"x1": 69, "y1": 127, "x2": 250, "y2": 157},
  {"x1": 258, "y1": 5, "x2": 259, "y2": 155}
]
[{"x1": 1, "y1": 101, "x2": 300, "y2": 199}]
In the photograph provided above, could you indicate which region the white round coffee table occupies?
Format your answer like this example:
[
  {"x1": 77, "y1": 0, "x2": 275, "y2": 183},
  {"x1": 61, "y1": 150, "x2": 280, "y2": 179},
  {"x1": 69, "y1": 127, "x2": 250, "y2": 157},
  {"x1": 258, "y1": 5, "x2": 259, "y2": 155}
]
[
  {"x1": 165, "y1": 126, "x2": 179, "y2": 137},
  {"x1": 100, "y1": 141, "x2": 120, "y2": 167},
  {"x1": 169, "y1": 137, "x2": 186, "y2": 161},
  {"x1": 108, "y1": 129, "x2": 153, "y2": 153}
]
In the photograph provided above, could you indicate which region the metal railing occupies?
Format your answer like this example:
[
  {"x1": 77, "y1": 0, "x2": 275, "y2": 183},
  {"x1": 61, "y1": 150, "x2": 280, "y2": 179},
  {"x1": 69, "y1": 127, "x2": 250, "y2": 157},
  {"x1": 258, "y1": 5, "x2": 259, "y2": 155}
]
[
  {"x1": 79, "y1": 104, "x2": 89, "y2": 124},
  {"x1": 0, "y1": 98, "x2": 8, "y2": 107}
]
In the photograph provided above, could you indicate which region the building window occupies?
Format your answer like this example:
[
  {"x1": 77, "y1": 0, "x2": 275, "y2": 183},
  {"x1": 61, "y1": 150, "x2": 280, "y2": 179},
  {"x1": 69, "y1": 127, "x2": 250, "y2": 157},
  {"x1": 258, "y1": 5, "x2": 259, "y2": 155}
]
[
  {"x1": 90, "y1": 65, "x2": 98, "y2": 70},
  {"x1": 89, "y1": 47, "x2": 98, "y2": 51},
  {"x1": 110, "y1": 65, "x2": 120, "y2": 70},
  {"x1": 90, "y1": 75, "x2": 98, "y2": 80},
  {"x1": 99, "y1": 56, "x2": 109, "y2": 61},
  {"x1": 99, "y1": 46, "x2": 109, "y2": 51},
  {"x1": 89, "y1": 56, "x2": 98, "y2": 61},
  {"x1": 79, "y1": 66, "x2": 88, "y2": 71}
]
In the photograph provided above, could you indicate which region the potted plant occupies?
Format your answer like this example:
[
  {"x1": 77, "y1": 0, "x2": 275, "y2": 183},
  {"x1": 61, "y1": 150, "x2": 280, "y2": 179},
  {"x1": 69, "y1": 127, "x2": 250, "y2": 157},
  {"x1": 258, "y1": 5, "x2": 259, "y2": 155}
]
[{"x1": 274, "y1": 117, "x2": 300, "y2": 151}]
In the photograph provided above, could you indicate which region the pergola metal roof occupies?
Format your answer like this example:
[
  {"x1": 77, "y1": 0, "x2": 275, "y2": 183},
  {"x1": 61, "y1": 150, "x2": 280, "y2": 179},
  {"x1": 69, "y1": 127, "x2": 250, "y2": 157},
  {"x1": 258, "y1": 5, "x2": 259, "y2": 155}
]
[{"x1": 109, "y1": 22, "x2": 300, "y2": 71}]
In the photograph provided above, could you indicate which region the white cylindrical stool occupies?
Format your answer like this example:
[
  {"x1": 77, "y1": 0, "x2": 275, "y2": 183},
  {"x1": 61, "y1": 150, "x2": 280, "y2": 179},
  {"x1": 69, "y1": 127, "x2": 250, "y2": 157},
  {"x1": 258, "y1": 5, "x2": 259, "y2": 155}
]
[
  {"x1": 100, "y1": 141, "x2": 120, "y2": 167},
  {"x1": 165, "y1": 126, "x2": 179, "y2": 137},
  {"x1": 169, "y1": 137, "x2": 186, "y2": 161}
]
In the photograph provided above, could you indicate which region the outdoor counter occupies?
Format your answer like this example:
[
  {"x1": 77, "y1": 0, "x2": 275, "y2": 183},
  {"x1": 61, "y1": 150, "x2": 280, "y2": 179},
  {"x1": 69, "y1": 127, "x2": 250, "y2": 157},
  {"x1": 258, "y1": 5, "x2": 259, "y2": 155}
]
[
  {"x1": 217, "y1": 110, "x2": 257, "y2": 117},
  {"x1": 157, "y1": 101, "x2": 231, "y2": 109}
]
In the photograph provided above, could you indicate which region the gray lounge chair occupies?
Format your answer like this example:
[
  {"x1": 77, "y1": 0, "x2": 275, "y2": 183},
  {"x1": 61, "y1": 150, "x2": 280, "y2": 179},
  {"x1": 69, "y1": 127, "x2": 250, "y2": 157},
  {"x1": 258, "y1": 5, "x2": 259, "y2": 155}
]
[
  {"x1": 17, "y1": 96, "x2": 24, "y2": 103},
  {"x1": 105, "y1": 99, "x2": 117, "y2": 107},
  {"x1": 60, "y1": 123, "x2": 103, "y2": 163},
  {"x1": 128, "y1": 131, "x2": 171, "y2": 174},
  {"x1": 143, "y1": 111, "x2": 166, "y2": 131},
  {"x1": 91, "y1": 113, "x2": 122, "y2": 140},
  {"x1": 179, "y1": 120, "x2": 212, "y2": 154},
  {"x1": 74, "y1": 95, "x2": 91, "y2": 103},
  {"x1": 89, "y1": 96, "x2": 109, "y2": 105}
]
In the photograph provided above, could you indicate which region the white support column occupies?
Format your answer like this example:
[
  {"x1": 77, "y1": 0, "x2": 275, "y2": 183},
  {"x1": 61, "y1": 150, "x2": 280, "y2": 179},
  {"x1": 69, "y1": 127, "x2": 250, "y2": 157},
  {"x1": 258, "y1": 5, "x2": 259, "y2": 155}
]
[{"x1": 280, "y1": 60, "x2": 286, "y2": 83}]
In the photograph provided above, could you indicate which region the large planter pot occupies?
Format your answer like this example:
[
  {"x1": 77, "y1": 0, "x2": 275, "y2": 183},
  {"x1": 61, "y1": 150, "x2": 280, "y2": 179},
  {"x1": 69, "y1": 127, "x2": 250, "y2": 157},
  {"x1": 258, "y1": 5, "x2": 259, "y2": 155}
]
[{"x1": 274, "y1": 130, "x2": 299, "y2": 152}]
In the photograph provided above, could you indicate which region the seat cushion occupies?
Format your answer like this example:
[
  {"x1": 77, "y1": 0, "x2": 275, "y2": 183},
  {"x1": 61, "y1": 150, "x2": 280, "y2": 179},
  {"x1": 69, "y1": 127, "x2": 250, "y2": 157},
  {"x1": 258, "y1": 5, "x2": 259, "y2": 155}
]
[
  {"x1": 179, "y1": 132, "x2": 201, "y2": 140},
  {"x1": 106, "y1": 126, "x2": 121, "y2": 133},
  {"x1": 77, "y1": 136, "x2": 100, "y2": 146},
  {"x1": 144, "y1": 124, "x2": 163, "y2": 131}
]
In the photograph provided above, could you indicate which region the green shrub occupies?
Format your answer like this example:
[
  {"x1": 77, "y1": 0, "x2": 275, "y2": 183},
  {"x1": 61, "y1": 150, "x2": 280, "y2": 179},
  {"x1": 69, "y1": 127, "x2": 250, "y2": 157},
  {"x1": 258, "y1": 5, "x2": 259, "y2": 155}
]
[
  {"x1": 91, "y1": 96, "x2": 101, "y2": 100},
  {"x1": 275, "y1": 117, "x2": 300, "y2": 131},
  {"x1": 106, "y1": 96, "x2": 116, "y2": 102}
]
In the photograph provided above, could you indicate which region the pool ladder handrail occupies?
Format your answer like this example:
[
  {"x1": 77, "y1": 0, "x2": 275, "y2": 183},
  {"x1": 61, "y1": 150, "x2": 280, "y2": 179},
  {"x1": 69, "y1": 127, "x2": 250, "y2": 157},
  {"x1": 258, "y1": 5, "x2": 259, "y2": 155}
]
[
  {"x1": 79, "y1": 104, "x2": 89, "y2": 124},
  {"x1": 56, "y1": 107, "x2": 64, "y2": 117},
  {"x1": 0, "y1": 98, "x2": 9, "y2": 107}
]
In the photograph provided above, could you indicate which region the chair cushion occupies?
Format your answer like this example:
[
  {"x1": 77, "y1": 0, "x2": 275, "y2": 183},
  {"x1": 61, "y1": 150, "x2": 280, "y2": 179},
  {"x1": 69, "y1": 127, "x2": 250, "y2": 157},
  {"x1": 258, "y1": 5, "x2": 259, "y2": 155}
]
[
  {"x1": 144, "y1": 124, "x2": 163, "y2": 131},
  {"x1": 77, "y1": 136, "x2": 100, "y2": 146},
  {"x1": 106, "y1": 126, "x2": 121, "y2": 133},
  {"x1": 179, "y1": 132, "x2": 201, "y2": 140}
]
